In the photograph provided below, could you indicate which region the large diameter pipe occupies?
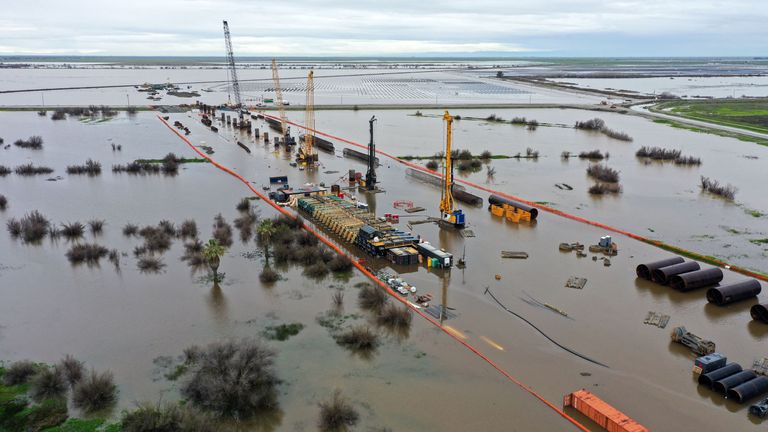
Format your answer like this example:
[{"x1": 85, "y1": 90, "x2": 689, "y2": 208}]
[
  {"x1": 713, "y1": 370, "x2": 757, "y2": 394},
  {"x1": 670, "y1": 268, "x2": 724, "y2": 292},
  {"x1": 706, "y1": 280, "x2": 762, "y2": 306},
  {"x1": 727, "y1": 376, "x2": 768, "y2": 403},
  {"x1": 698, "y1": 363, "x2": 743, "y2": 388},
  {"x1": 751, "y1": 304, "x2": 768, "y2": 323},
  {"x1": 488, "y1": 195, "x2": 538, "y2": 220},
  {"x1": 651, "y1": 261, "x2": 700, "y2": 285},
  {"x1": 636, "y1": 257, "x2": 685, "y2": 280}
]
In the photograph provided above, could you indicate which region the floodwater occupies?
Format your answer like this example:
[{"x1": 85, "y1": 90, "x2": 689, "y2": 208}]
[
  {"x1": 550, "y1": 76, "x2": 768, "y2": 98},
  {"x1": 0, "y1": 112, "x2": 576, "y2": 431},
  {"x1": 0, "y1": 67, "x2": 599, "y2": 107},
  {"x1": 2, "y1": 108, "x2": 768, "y2": 431},
  {"x1": 283, "y1": 107, "x2": 768, "y2": 274}
]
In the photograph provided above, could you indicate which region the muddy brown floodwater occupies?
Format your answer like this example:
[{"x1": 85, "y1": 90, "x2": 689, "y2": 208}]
[{"x1": 1, "y1": 108, "x2": 767, "y2": 431}]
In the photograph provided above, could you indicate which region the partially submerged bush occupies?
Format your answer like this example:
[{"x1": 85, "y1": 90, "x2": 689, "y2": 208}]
[
  {"x1": 178, "y1": 219, "x2": 198, "y2": 238},
  {"x1": 88, "y1": 219, "x2": 105, "y2": 235},
  {"x1": 425, "y1": 160, "x2": 438, "y2": 170},
  {"x1": 181, "y1": 338, "x2": 280, "y2": 419},
  {"x1": 586, "y1": 164, "x2": 620, "y2": 183},
  {"x1": 59, "y1": 354, "x2": 85, "y2": 387},
  {"x1": 123, "y1": 223, "x2": 139, "y2": 236},
  {"x1": 108, "y1": 249, "x2": 120, "y2": 267},
  {"x1": 15, "y1": 163, "x2": 54, "y2": 176},
  {"x1": 137, "y1": 255, "x2": 166, "y2": 273},
  {"x1": 318, "y1": 390, "x2": 359, "y2": 432},
  {"x1": 181, "y1": 239, "x2": 205, "y2": 268},
  {"x1": 30, "y1": 366, "x2": 67, "y2": 401},
  {"x1": 72, "y1": 370, "x2": 118, "y2": 413},
  {"x1": 66, "y1": 159, "x2": 102, "y2": 176},
  {"x1": 259, "y1": 267, "x2": 280, "y2": 283},
  {"x1": 602, "y1": 128, "x2": 633, "y2": 142},
  {"x1": 212, "y1": 214, "x2": 233, "y2": 248},
  {"x1": 589, "y1": 183, "x2": 622, "y2": 195},
  {"x1": 121, "y1": 403, "x2": 215, "y2": 432},
  {"x1": 66, "y1": 243, "x2": 109, "y2": 264},
  {"x1": 234, "y1": 211, "x2": 259, "y2": 243},
  {"x1": 480, "y1": 150, "x2": 492, "y2": 160},
  {"x1": 578, "y1": 150, "x2": 608, "y2": 160},
  {"x1": 8, "y1": 210, "x2": 50, "y2": 243},
  {"x1": 0, "y1": 194, "x2": 6, "y2": 211},
  {"x1": 575, "y1": 118, "x2": 605, "y2": 130},
  {"x1": 700, "y1": 176, "x2": 737, "y2": 200},
  {"x1": 674, "y1": 155, "x2": 702, "y2": 166},
  {"x1": 139, "y1": 226, "x2": 172, "y2": 253},
  {"x1": 60, "y1": 222, "x2": 85, "y2": 239},
  {"x1": 158, "y1": 220, "x2": 176, "y2": 236},
  {"x1": 304, "y1": 262, "x2": 329, "y2": 278},
  {"x1": 236, "y1": 198, "x2": 251, "y2": 212},
  {"x1": 335, "y1": 326, "x2": 379, "y2": 352},
  {"x1": 14, "y1": 135, "x2": 44, "y2": 149},
  {"x1": 0, "y1": 165, "x2": 11, "y2": 176},
  {"x1": 2, "y1": 360, "x2": 39, "y2": 385},
  {"x1": 358, "y1": 284, "x2": 388, "y2": 311},
  {"x1": 328, "y1": 255, "x2": 352, "y2": 273},
  {"x1": 377, "y1": 303, "x2": 413, "y2": 331},
  {"x1": 636, "y1": 146, "x2": 681, "y2": 160}
]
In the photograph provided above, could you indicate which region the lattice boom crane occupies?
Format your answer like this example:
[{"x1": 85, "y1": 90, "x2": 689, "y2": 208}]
[{"x1": 222, "y1": 20, "x2": 242, "y2": 116}]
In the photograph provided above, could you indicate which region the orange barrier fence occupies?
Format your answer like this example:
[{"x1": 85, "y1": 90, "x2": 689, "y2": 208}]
[
  {"x1": 262, "y1": 113, "x2": 768, "y2": 283},
  {"x1": 157, "y1": 114, "x2": 591, "y2": 431}
]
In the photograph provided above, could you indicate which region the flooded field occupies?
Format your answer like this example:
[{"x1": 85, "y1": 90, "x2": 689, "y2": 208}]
[
  {"x1": 550, "y1": 76, "x2": 768, "y2": 98},
  {"x1": 2, "y1": 108, "x2": 768, "y2": 431}
]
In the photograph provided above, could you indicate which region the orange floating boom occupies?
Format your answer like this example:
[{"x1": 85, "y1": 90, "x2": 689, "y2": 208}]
[{"x1": 563, "y1": 390, "x2": 649, "y2": 432}]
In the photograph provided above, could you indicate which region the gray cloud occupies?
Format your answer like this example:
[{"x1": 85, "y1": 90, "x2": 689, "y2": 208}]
[{"x1": 1, "y1": 0, "x2": 765, "y2": 55}]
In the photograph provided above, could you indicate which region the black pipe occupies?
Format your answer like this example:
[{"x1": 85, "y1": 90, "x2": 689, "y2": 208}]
[
  {"x1": 728, "y1": 376, "x2": 768, "y2": 403},
  {"x1": 707, "y1": 280, "x2": 762, "y2": 306},
  {"x1": 651, "y1": 261, "x2": 700, "y2": 285},
  {"x1": 751, "y1": 304, "x2": 768, "y2": 323},
  {"x1": 454, "y1": 189, "x2": 484, "y2": 206},
  {"x1": 699, "y1": 363, "x2": 742, "y2": 388},
  {"x1": 670, "y1": 268, "x2": 724, "y2": 291},
  {"x1": 488, "y1": 195, "x2": 538, "y2": 220},
  {"x1": 713, "y1": 370, "x2": 757, "y2": 394},
  {"x1": 636, "y1": 257, "x2": 685, "y2": 279}
]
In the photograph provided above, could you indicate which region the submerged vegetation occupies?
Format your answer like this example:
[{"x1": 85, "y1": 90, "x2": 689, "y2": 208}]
[
  {"x1": 700, "y1": 176, "x2": 737, "y2": 200},
  {"x1": 15, "y1": 163, "x2": 54, "y2": 176},
  {"x1": 66, "y1": 243, "x2": 109, "y2": 265},
  {"x1": 0, "y1": 194, "x2": 7, "y2": 211},
  {"x1": 318, "y1": 389, "x2": 359, "y2": 432},
  {"x1": 588, "y1": 183, "x2": 622, "y2": 195},
  {"x1": 586, "y1": 164, "x2": 620, "y2": 183},
  {"x1": 575, "y1": 117, "x2": 633, "y2": 142},
  {"x1": 13, "y1": 135, "x2": 43, "y2": 149},
  {"x1": 7, "y1": 210, "x2": 50, "y2": 243},
  {"x1": 66, "y1": 159, "x2": 102, "y2": 176},
  {"x1": 121, "y1": 403, "x2": 214, "y2": 432},
  {"x1": 636, "y1": 146, "x2": 702, "y2": 165}
]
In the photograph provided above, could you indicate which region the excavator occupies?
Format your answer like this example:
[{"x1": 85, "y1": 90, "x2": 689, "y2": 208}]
[
  {"x1": 297, "y1": 71, "x2": 318, "y2": 166},
  {"x1": 439, "y1": 111, "x2": 465, "y2": 229}
]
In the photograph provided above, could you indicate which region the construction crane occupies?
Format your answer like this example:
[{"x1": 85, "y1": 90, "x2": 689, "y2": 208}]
[
  {"x1": 222, "y1": 20, "x2": 243, "y2": 119},
  {"x1": 298, "y1": 71, "x2": 318, "y2": 165},
  {"x1": 270, "y1": 59, "x2": 294, "y2": 145},
  {"x1": 365, "y1": 116, "x2": 377, "y2": 190},
  {"x1": 439, "y1": 111, "x2": 465, "y2": 229}
]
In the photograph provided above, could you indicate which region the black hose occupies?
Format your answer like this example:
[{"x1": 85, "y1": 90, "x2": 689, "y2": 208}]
[{"x1": 484, "y1": 287, "x2": 609, "y2": 368}]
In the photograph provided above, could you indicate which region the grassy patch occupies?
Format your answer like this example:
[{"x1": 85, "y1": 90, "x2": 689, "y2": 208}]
[
  {"x1": 655, "y1": 99, "x2": 768, "y2": 134},
  {"x1": 744, "y1": 208, "x2": 765, "y2": 218},
  {"x1": 164, "y1": 364, "x2": 189, "y2": 381},
  {"x1": 750, "y1": 238, "x2": 768, "y2": 246},
  {"x1": 262, "y1": 323, "x2": 304, "y2": 341},
  {"x1": 652, "y1": 116, "x2": 768, "y2": 147}
]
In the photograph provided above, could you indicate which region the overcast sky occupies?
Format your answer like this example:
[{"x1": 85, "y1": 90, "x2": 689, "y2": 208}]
[{"x1": 1, "y1": 0, "x2": 766, "y2": 56}]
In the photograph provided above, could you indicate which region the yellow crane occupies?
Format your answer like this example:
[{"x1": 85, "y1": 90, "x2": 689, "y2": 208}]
[
  {"x1": 439, "y1": 111, "x2": 465, "y2": 228},
  {"x1": 298, "y1": 71, "x2": 318, "y2": 165},
  {"x1": 271, "y1": 59, "x2": 294, "y2": 145}
]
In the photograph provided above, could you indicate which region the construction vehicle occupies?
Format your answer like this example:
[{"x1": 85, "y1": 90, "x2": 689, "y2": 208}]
[
  {"x1": 671, "y1": 326, "x2": 716, "y2": 355},
  {"x1": 297, "y1": 71, "x2": 318, "y2": 166},
  {"x1": 364, "y1": 116, "x2": 377, "y2": 190},
  {"x1": 222, "y1": 20, "x2": 244, "y2": 120},
  {"x1": 270, "y1": 59, "x2": 295, "y2": 146},
  {"x1": 439, "y1": 111, "x2": 465, "y2": 229}
]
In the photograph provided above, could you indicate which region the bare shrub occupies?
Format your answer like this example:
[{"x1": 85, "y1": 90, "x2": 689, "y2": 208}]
[
  {"x1": 700, "y1": 176, "x2": 737, "y2": 200},
  {"x1": 66, "y1": 243, "x2": 109, "y2": 264},
  {"x1": 61, "y1": 222, "x2": 86, "y2": 239},
  {"x1": 2, "y1": 360, "x2": 39, "y2": 385},
  {"x1": 108, "y1": 249, "x2": 120, "y2": 267},
  {"x1": 72, "y1": 369, "x2": 118, "y2": 413},
  {"x1": 358, "y1": 284, "x2": 389, "y2": 311},
  {"x1": 588, "y1": 183, "x2": 622, "y2": 195},
  {"x1": 328, "y1": 255, "x2": 352, "y2": 273},
  {"x1": 575, "y1": 118, "x2": 605, "y2": 130},
  {"x1": 212, "y1": 214, "x2": 233, "y2": 247},
  {"x1": 158, "y1": 220, "x2": 176, "y2": 236},
  {"x1": 578, "y1": 150, "x2": 607, "y2": 160},
  {"x1": 59, "y1": 354, "x2": 85, "y2": 387},
  {"x1": 332, "y1": 291, "x2": 344, "y2": 307},
  {"x1": 14, "y1": 163, "x2": 53, "y2": 176},
  {"x1": 674, "y1": 155, "x2": 702, "y2": 166},
  {"x1": 121, "y1": 403, "x2": 215, "y2": 432},
  {"x1": 12, "y1": 210, "x2": 51, "y2": 243},
  {"x1": 586, "y1": 164, "x2": 620, "y2": 183},
  {"x1": 259, "y1": 267, "x2": 280, "y2": 283},
  {"x1": 123, "y1": 223, "x2": 139, "y2": 236},
  {"x1": 30, "y1": 366, "x2": 67, "y2": 401},
  {"x1": 181, "y1": 338, "x2": 280, "y2": 419},
  {"x1": 561, "y1": 151, "x2": 571, "y2": 160},
  {"x1": 318, "y1": 389, "x2": 359, "y2": 432},
  {"x1": 0, "y1": 165, "x2": 11, "y2": 176},
  {"x1": 178, "y1": 219, "x2": 198, "y2": 238},
  {"x1": 88, "y1": 219, "x2": 105, "y2": 235},
  {"x1": 480, "y1": 150, "x2": 492, "y2": 160},
  {"x1": 335, "y1": 326, "x2": 379, "y2": 352},
  {"x1": 66, "y1": 159, "x2": 102, "y2": 176},
  {"x1": 602, "y1": 128, "x2": 633, "y2": 142},
  {"x1": 14, "y1": 135, "x2": 44, "y2": 149},
  {"x1": 304, "y1": 262, "x2": 329, "y2": 278},
  {"x1": 138, "y1": 256, "x2": 166, "y2": 273},
  {"x1": 425, "y1": 160, "x2": 438, "y2": 170},
  {"x1": 376, "y1": 303, "x2": 413, "y2": 331},
  {"x1": 236, "y1": 198, "x2": 251, "y2": 212},
  {"x1": 0, "y1": 194, "x2": 6, "y2": 211},
  {"x1": 635, "y1": 146, "x2": 681, "y2": 160}
]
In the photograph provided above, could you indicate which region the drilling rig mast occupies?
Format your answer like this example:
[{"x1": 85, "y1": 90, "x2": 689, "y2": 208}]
[
  {"x1": 365, "y1": 116, "x2": 377, "y2": 190},
  {"x1": 298, "y1": 71, "x2": 318, "y2": 165},
  {"x1": 270, "y1": 59, "x2": 294, "y2": 145},
  {"x1": 222, "y1": 20, "x2": 243, "y2": 118},
  {"x1": 439, "y1": 111, "x2": 465, "y2": 229}
]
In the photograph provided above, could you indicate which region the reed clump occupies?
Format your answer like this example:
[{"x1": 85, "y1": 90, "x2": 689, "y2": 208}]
[
  {"x1": 586, "y1": 164, "x2": 620, "y2": 183},
  {"x1": 700, "y1": 176, "x2": 737, "y2": 200}
]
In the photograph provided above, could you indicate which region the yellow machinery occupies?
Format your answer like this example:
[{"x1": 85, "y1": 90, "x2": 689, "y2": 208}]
[
  {"x1": 439, "y1": 111, "x2": 465, "y2": 228},
  {"x1": 270, "y1": 59, "x2": 294, "y2": 145},
  {"x1": 298, "y1": 71, "x2": 318, "y2": 165}
]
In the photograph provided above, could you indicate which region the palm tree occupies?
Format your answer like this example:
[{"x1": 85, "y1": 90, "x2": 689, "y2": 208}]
[
  {"x1": 256, "y1": 220, "x2": 276, "y2": 265},
  {"x1": 202, "y1": 239, "x2": 226, "y2": 282}
]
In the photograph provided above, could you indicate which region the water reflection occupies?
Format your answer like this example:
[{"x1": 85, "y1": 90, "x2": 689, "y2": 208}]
[{"x1": 207, "y1": 282, "x2": 229, "y2": 324}]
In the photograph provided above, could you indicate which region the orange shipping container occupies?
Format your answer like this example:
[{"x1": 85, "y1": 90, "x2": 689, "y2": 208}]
[{"x1": 563, "y1": 390, "x2": 649, "y2": 432}]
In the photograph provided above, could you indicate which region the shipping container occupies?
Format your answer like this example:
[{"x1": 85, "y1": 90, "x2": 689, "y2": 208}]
[{"x1": 563, "y1": 390, "x2": 648, "y2": 432}]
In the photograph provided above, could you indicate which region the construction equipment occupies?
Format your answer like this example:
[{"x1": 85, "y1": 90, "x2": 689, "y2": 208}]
[
  {"x1": 365, "y1": 116, "x2": 377, "y2": 190},
  {"x1": 271, "y1": 59, "x2": 295, "y2": 145},
  {"x1": 439, "y1": 111, "x2": 465, "y2": 229},
  {"x1": 297, "y1": 71, "x2": 318, "y2": 165},
  {"x1": 222, "y1": 20, "x2": 243, "y2": 119},
  {"x1": 670, "y1": 326, "x2": 716, "y2": 355}
]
